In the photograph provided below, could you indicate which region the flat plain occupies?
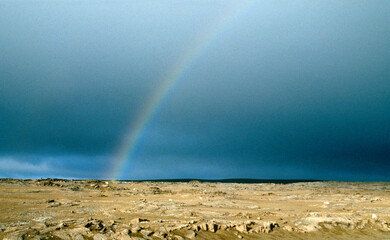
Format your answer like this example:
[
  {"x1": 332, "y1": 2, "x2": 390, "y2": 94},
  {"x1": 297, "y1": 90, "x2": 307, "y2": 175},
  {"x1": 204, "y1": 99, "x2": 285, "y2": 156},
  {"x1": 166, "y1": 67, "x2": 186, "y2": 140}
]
[{"x1": 0, "y1": 179, "x2": 389, "y2": 239}]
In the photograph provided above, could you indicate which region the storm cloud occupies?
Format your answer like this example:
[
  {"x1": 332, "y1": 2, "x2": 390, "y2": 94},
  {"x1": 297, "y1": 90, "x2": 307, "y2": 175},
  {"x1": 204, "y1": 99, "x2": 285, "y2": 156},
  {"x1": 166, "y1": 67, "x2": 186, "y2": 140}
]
[{"x1": 1, "y1": 0, "x2": 389, "y2": 180}]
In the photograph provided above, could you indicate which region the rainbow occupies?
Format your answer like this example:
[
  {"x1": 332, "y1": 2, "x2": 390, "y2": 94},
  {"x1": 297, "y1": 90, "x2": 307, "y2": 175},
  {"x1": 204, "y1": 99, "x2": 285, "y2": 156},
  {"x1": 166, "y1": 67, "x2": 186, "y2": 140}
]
[{"x1": 107, "y1": 0, "x2": 255, "y2": 180}]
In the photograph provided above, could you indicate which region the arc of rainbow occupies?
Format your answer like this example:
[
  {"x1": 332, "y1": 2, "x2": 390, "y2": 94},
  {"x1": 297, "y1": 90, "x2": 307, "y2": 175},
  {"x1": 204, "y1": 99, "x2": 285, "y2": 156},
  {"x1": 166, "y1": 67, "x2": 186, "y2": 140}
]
[{"x1": 107, "y1": 0, "x2": 255, "y2": 180}]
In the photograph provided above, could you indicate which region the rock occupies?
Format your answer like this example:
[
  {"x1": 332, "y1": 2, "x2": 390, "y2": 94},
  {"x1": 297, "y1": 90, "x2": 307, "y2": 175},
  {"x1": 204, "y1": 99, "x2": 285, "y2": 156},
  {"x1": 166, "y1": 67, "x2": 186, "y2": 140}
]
[
  {"x1": 74, "y1": 234, "x2": 85, "y2": 240},
  {"x1": 68, "y1": 227, "x2": 90, "y2": 239},
  {"x1": 192, "y1": 224, "x2": 201, "y2": 231},
  {"x1": 283, "y1": 225, "x2": 294, "y2": 232},
  {"x1": 251, "y1": 225, "x2": 264, "y2": 233},
  {"x1": 183, "y1": 230, "x2": 196, "y2": 239},
  {"x1": 47, "y1": 202, "x2": 61, "y2": 208},
  {"x1": 244, "y1": 220, "x2": 254, "y2": 226},
  {"x1": 220, "y1": 224, "x2": 228, "y2": 230},
  {"x1": 39, "y1": 226, "x2": 61, "y2": 235},
  {"x1": 381, "y1": 221, "x2": 390, "y2": 231},
  {"x1": 93, "y1": 233, "x2": 107, "y2": 240},
  {"x1": 106, "y1": 220, "x2": 116, "y2": 227},
  {"x1": 31, "y1": 237, "x2": 44, "y2": 240},
  {"x1": 34, "y1": 217, "x2": 52, "y2": 223},
  {"x1": 130, "y1": 218, "x2": 148, "y2": 224},
  {"x1": 173, "y1": 235, "x2": 184, "y2": 240},
  {"x1": 130, "y1": 225, "x2": 141, "y2": 233},
  {"x1": 130, "y1": 218, "x2": 140, "y2": 224},
  {"x1": 200, "y1": 223, "x2": 208, "y2": 231},
  {"x1": 4, "y1": 235, "x2": 23, "y2": 240},
  {"x1": 236, "y1": 224, "x2": 247, "y2": 233},
  {"x1": 3, "y1": 230, "x2": 26, "y2": 240},
  {"x1": 85, "y1": 220, "x2": 104, "y2": 231},
  {"x1": 323, "y1": 223, "x2": 334, "y2": 229},
  {"x1": 207, "y1": 223, "x2": 217, "y2": 232},
  {"x1": 53, "y1": 230, "x2": 72, "y2": 240},
  {"x1": 171, "y1": 223, "x2": 189, "y2": 231},
  {"x1": 140, "y1": 229, "x2": 154, "y2": 236},
  {"x1": 295, "y1": 216, "x2": 357, "y2": 232},
  {"x1": 153, "y1": 231, "x2": 167, "y2": 239},
  {"x1": 114, "y1": 232, "x2": 131, "y2": 240},
  {"x1": 263, "y1": 221, "x2": 279, "y2": 232},
  {"x1": 4, "y1": 227, "x2": 19, "y2": 233},
  {"x1": 58, "y1": 222, "x2": 68, "y2": 229}
]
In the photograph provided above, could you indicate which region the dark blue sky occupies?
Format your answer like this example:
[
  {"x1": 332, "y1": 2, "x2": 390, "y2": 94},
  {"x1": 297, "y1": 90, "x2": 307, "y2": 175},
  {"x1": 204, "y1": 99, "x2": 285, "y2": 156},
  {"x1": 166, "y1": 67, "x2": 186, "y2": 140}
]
[{"x1": 0, "y1": 0, "x2": 389, "y2": 180}]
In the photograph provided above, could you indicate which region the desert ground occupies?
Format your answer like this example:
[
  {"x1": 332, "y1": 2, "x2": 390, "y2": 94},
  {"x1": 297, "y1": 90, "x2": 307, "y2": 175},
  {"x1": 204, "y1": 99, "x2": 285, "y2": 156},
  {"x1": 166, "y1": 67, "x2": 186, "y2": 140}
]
[{"x1": 0, "y1": 179, "x2": 389, "y2": 240}]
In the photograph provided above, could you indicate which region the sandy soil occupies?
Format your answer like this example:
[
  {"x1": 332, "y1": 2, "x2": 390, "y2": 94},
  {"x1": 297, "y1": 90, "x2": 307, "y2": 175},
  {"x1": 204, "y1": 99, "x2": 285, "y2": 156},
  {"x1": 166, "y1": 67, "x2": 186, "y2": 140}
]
[{"x1": 0, "y1": 179, "x2": 389, "y2": 239}]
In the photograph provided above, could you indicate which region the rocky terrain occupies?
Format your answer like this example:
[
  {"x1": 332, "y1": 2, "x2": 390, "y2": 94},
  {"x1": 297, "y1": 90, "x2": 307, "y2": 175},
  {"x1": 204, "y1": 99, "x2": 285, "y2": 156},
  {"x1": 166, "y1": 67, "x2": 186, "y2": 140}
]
[{"x1": 0, "y1": 179, "x2": 389, "y2": 239}]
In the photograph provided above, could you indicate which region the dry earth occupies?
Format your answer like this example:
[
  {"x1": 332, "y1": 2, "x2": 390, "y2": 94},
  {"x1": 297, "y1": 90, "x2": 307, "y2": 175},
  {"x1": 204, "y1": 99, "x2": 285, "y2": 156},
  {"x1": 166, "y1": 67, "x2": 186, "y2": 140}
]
[{"x1": 0, "y1": 179, "x2": 389, "y2": 240}]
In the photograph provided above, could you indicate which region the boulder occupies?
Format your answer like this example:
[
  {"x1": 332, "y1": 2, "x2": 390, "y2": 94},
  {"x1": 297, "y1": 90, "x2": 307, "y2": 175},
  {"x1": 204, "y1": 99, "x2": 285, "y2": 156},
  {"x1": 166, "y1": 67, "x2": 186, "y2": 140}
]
[
  {"x1": 263, "y1": 221, "x2": 279, "y2": 232},
  {"x1": 85, "y1": 220, "x2": 104, "y2": 231},
  {"x1": 236, "y1": 224, "x2": 247, "y2": 233},
  {"x1": 3, "y1": 230, "x2": 26, "y2": 240},
  {"x1": 192, "y1": 224, "x2": 201, "y2": 231},
  {"x1": 53, "y1": 230, "x2": 72, "y2": 240},
  {"x1": 74, "y1": 234, "x2": 85, "y2": 240},
  {"x1": 283, "y1": 225, "x2": 294, "y2": 232},
  {"x1": 207, "y1": 223, "x2": 217, "y2": 232},
  {"x1": 130, "y1": 225, "x2": 141, "y2": 233},
  {"x1": 153, "y1": 231, "x2": 167, "y2": 239},
  {"x1": 173, "y1": 235, "x2": 184, "y2": 240},
  {"x1": 93, "y1": 233, "x2": 107, "y2": 240},
  {"x1": 200, "y1": 223, "x2": 208, "y2": 231},
  {"x1": 114, "y1": 232, "x2": 131, "y2": 240},
  {"x1": 220, "y1": 224, "x2": 228, "y2": 230},
  {"x1": 140, "y1": 229, "x2": 154, "y2": 236},
  {"x1": 130, "y1": 218, "x2": 148, "y2": 224},
  {"x1": 183, "y1": 230, "x2": 196, "y2": 239}
]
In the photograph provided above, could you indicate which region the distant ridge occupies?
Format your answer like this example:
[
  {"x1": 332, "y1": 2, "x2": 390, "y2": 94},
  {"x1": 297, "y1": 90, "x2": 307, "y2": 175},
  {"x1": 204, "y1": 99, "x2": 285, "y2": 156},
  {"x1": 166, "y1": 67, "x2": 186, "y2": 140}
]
[
  {"x1": 0, "y1": 178, "x2": 324, "y2": 183},
  {"x1": 122, "y1": 178, "x2": 323, "y2": 184}
]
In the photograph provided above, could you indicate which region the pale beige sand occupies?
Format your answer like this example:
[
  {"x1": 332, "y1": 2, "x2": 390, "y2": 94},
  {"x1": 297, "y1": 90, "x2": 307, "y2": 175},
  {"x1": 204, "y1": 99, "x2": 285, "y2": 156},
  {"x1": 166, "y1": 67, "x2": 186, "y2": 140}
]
[{"x1": 0, "y1": 179, "x2": 389, "y2": 239}]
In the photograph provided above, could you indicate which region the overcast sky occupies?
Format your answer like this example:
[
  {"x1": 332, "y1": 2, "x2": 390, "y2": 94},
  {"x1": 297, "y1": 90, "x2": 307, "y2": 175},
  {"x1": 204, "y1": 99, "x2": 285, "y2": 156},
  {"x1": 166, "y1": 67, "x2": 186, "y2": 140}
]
[{"x1": 0, "y1": 0, "x2": 389, "y2": 180}]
